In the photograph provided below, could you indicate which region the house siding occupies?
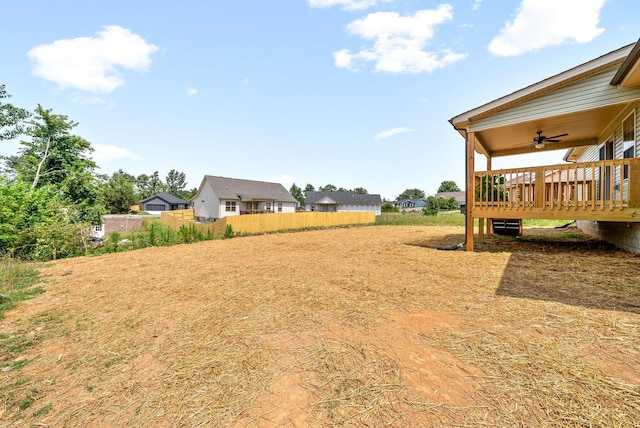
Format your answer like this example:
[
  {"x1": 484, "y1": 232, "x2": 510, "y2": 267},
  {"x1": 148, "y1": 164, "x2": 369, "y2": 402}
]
[
  {"x1": 471, "y1": 69, "x2": 640, "y2": 131},
  {"x1": 575, "y1": 103, "x2": 640, "y2": 253},
  {"x1": 193, "y1": 183, "x2": 220, "y2": 220},
  {"x1": 304, "y1": 203, "x2": 381, "y2": 215},
  {"x1": 192, "y1": 176, "x2": 298, "y2": 220}
]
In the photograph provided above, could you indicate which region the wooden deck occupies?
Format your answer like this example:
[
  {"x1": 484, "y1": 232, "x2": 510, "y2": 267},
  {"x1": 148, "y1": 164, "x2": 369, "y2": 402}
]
[{"x1": 472, "y1": 158, "x2": 640, "y2": 222}]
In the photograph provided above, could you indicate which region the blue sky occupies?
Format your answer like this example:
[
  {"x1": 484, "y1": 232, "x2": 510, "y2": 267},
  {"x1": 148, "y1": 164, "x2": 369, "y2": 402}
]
[{"x1": 1, "y1": 0, "x2": 638, "y2": 199}]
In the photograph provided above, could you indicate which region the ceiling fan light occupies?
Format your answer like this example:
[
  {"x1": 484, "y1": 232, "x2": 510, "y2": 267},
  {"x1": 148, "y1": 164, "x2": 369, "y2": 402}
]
[{"x1": 534, "y1": 142, "x2": 545, "y2": 149}]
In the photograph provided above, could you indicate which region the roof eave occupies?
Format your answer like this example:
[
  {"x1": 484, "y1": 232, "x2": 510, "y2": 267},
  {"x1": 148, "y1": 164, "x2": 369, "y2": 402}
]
[
  {"x1": 610, "y1": 38, "x2": 640, "y2": 86},
  {"x1": 450, "y1": 42, "x2": 635, "y2": 127}
]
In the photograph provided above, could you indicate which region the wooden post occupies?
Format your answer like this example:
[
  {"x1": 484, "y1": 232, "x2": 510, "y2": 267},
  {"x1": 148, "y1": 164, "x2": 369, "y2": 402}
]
[
  {"x1": 486, "y1": 155, "x2": 492, "y2": 235},
  {"x1": 478, "y1": 154, "x2": 491, "y2": 244},
  {"x1": 466, "y1": 131, "x2": 475, "y2": 251},
  {"x1": 629, "y1": 158, "x2": 640, "y2": 208},
  {"x1": 534, "y1": 167, "x2": 545, "y2": 209}
]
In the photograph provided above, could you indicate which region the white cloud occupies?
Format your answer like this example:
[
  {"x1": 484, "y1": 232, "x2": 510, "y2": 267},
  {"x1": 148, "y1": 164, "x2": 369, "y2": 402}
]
[
  {"x1": 308, "y1": 0, "x2": 392, "y2": 11},
  {"x1": 186, "y1": 87, "x2": 199, "y2": 95},
  {"x1": 334, "y1": 6, "x2": 467, "y2": 73},
  {"x1": 28, "y1": 25, "x2": 159, "y2": 93},
  {"x1": 92, "y1": 144, "x2": 142, "y2": 162},
  {"x1": 488, "y1": 0, "x2": 605, "y2": 57},
  {"x1": 374, "y1": 127, "x2": 412, "y2": 141},
  {"x1": 472, "y1": 0, "x2": 482, "y2": 11}
]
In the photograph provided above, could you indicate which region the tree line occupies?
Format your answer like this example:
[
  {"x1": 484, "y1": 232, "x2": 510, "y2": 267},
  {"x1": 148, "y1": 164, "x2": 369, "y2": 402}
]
[
  {"x1": 1, "y1": 83, "x2": 462, "y2": 259},
  {"x1": 0, "y1": 85, "x2": 194, "y2": 259},
  {"x1": 381, "y1": 181, "x2": 462, "y2": 214}
]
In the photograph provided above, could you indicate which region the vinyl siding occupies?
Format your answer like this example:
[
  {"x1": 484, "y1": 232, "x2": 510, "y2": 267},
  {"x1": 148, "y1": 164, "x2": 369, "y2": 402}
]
[
  {"x1": 576, "y1": 105, "x2": 639, "y2": 163},
  {"x1": 193, "y1": 183, "x2": 220, "y2": 220},
  {"x1": 471, "y1": 69, "x2": 640, "y2": 131}
]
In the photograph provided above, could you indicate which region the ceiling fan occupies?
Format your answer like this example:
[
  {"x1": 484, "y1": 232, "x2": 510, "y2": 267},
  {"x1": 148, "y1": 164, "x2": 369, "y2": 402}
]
[{"x1": 533, "y1": 131, "x2": 568, "y2": 149}]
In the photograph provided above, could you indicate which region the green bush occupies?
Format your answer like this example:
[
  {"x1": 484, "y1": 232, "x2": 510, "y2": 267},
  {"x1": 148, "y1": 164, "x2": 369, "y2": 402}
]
[
  {"x1": 381, "y1": 202, "x2": 399, "y2": 213},
  {"x1": 223, "y1": 225, "x2": 234, "y2": 239}
]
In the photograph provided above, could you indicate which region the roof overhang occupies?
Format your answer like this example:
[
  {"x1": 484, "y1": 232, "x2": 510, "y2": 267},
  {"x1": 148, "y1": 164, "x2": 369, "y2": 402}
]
[
  {"x1": 450, "y1": 40, "x2": 640, "y2": 160},
  {"x1": 315, "y1": 196, "x2": 337, "y2": 204},
  {"x1": 611, "y1": 38, "x2": 640, "y2": 88}
]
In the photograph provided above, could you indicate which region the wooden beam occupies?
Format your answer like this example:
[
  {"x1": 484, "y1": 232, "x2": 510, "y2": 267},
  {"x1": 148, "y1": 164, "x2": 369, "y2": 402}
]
[
  {"x1": 486, "y1": 156, "x2": 492, "y2": 236},
  {"x1": 490, "y1": 138, "x2": 599, "y2": 158},
  {"x1": 630, "y1": 158, "x2": 640, "y2": 208},
  {"x1": 475, "y1": 134, "x2": 491, "y2": 157},
  {"x1": 466, "y1": 131, "x2": 475, "y2": 251},
  {"x1": 472, "y1": 207, "x2": 640, "y2": 222}
]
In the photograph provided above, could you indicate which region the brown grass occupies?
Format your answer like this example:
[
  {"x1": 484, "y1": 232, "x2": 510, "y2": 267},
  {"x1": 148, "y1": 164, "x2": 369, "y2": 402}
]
[{"x1": 1, "y1": 225, "x2": 639, "y2": 427}]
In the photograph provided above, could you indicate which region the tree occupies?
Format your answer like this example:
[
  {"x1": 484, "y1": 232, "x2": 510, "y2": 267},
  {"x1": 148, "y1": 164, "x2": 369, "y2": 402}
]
[
  {"x1": 353, "y1": 187, "x2": 368, "y2": 195},
  {"x1": 0, "y1": 85, "x2": 30, "y2": 140},
  {"x1": 3, "y1": 105, "x2": 96, "y2": 188},
  {"x1": 165, "y1": 169, "x2": 186, "y2": 196},
  {"x1": 439, "y1": 196, "x2": 458, "y2": 211},
  {"x1": 423, "y1": 196, "x2": 439, "y2": 216},
  {"x1": 319, "y1": 184, "x2": 337, "y2": 192},
  {"x1": 1, "y1": 105, "x2": 103, "y2": 223},
  {"x1": 101, "y1": 172, "x2": 137, "y2": 214},
  {"x1": 396, "y1": 188, "x2": 425, "y2": 201},
  {"x1": 437, "y1": 180, "x2": 461, "y2": 193},
  {"x1": 0, "y1": 176, "x2": 85, "y2": 260},
  {"x1": 289, "y1": 183, "x2": 305, "y2": 207},
  {"x1": 135, "y1": 171, "x2": 165, "y2": 199},
  {"x1": 381, "y1": 202, "x2": 399, "y2": 212},
  {"x1": 304, "y1": 184, "x2": 315, "y2": 193}
]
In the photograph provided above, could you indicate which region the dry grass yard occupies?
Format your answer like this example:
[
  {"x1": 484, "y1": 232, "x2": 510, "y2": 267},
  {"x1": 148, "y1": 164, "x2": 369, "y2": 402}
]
[{"x1": 1, "y1": 225, "x2": 639, "y2": 427}]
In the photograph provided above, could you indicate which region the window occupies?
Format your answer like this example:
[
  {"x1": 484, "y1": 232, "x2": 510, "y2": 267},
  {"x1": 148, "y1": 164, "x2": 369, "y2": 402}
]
[
  {"x1": 623, "y1": 113, "x2": 635, "y2": 179},
  {"x1": 277, "y1": 203, "x2": 282, "y2": 212},
  {"x1": 225, "y1": 201, "x2": 236, "y2": 212},
  {"x1": 265, "y1": 202, "x2": 272, "y2": 211},
  {"x1": 93, "y1": 224, "x2": 103, "y2": 232}
]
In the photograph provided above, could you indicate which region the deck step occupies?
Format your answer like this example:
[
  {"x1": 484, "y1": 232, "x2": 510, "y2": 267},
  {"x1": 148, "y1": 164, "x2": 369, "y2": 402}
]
[{"x1": 492, "y1": 218, "x2": 523, "y2": 236}]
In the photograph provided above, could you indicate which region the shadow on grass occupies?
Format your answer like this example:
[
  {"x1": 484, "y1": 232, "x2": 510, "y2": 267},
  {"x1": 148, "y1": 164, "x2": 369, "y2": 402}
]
[{"x1": 408, "y1": 227, "x2": 640, "y2": 314}]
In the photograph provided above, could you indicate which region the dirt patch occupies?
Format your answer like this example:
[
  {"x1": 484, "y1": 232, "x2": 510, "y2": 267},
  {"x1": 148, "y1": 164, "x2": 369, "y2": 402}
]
[{"x1": 1, "y1": 225, "x2": 639, "y2": 426}]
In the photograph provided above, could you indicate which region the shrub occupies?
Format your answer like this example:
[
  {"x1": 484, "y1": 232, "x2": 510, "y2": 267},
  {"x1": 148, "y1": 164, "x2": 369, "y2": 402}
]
[{"x1": 223, "y1": 225, "x2": 234, "y2": 239}]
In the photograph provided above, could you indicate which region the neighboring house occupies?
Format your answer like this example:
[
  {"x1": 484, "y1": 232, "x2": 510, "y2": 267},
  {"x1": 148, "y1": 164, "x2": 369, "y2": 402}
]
[
  {"x1": 139, "y1": 192, "x2": 190, "y2": 215},
  {"x1": 305, "y1": 191, "x2": 383, "y2": 215},
  {"x1": 395, "y1": 198, "x2": 426, "y2": 210},
  {"x1": 434, "y1": 191, "x2": 466, "y2": 208},
  {"x1": 91, "y1": 215, "x2": 144, "y2": 238},
  {"x1": 192, "y1": 175, "x2": 297, "y2": 220},
  {"x1": 504, "y1": 171, "x2": 594, "y2": 207},
  {"x1": 450, "y1": 37, "x2": 640, "y2": 252}
]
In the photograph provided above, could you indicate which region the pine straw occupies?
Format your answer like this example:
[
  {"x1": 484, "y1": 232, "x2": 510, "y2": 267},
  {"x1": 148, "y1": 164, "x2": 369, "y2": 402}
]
[{"x1": 1, "y1": 225, "x2": 639, "y2": 426}]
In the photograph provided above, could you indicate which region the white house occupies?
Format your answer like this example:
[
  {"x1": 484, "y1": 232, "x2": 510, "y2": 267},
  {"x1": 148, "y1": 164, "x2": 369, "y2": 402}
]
[
  {"x1": 449, "y1": 37, "x2": 640, "y2": 252},
  {"x1": 191, "y1": 175, "x2": 298, "y2": 221},
  {"x1": 305, "y1": 191, "x2": 383, "y2": 215}
]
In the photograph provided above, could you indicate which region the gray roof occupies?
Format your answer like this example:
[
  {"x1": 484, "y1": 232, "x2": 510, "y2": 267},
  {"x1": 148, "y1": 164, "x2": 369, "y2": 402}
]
[
  {"x1": 305, "y1": 191, "x2": 382, "y2": 206},
  {"x1": 140, "y1": 192, "x2": 189, "y2": 205},
  {"x1": 434, "y1": 191, "x2": 466, "y2": 203},
  {"x1": 197, "y1": 176, "x2": 297, "y2": 203}
]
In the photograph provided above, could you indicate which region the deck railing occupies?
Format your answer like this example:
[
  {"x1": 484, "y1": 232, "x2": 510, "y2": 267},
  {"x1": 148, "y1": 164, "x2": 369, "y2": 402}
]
[
  {"x1": 473, "y1": 158, "x2": 640, "y2": 219},
  {"x1": 239, "y1": 209, "x2": 273, "y2": 215}
]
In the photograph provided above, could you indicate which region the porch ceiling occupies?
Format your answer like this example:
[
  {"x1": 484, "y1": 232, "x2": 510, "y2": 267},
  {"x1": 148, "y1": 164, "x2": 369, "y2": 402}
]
[{"x1": 473, "y1": 103, "x2": 627, "y2": 158}]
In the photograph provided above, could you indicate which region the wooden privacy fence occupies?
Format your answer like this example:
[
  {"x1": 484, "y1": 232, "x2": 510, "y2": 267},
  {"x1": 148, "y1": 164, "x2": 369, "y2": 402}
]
[{"x1": 161, "y1": 209, "x2": 376, "y2": 238}]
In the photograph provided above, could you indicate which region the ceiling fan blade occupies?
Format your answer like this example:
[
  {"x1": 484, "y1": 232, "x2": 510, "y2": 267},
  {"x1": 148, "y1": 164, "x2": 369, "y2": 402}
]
[
  {"x1": 545, "y1": 139, "x2": 561, "y2": 143},
  {"x1": 546, "y1": 133, "x2": 568, "y2": 139}
]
